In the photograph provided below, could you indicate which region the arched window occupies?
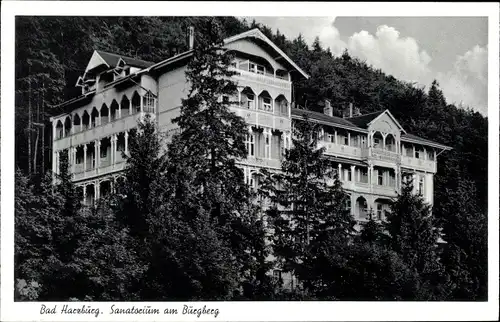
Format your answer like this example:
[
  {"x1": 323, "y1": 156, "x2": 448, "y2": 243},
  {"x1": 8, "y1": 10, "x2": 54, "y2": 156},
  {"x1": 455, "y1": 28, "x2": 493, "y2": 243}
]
[
  {"x1": 275, "y1": 95, "x2": 288, "y2": 116},
  {"x1": 82, "y1": 111, "x2": 90, "y2": 130},
  {"x1": 100, "y1": 104, "x2": 109, "y2": 125},
  {"x1": 143, "y1": 91, "x2": 155, "y2": 113},
  {"x1": 241, "y1": 87, "x2": 255, "y2": 109},
  {"x1": 73, "y1": 114, "x2": 81, "y2": 133},
  {"x1": 258, "y1": 91, "x2": 272, "y2": 112},
  {"x1": 110, "y1": 100, "x2": 119, "y2": 121},
  {"x1": 55, "y1": 120, "x2": 63, "y2": 139},
  {"x1": 131, "y1": 92, "x2": 141, "y2": 114},
  {"x1": 64, "y1": 116, "x2": 72, "y2": 137}
]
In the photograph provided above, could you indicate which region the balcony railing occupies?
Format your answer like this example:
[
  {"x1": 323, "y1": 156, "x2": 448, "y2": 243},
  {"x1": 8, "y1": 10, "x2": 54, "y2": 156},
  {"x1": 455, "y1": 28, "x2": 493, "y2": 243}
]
[
  {"x1": 230, "y1": 67, "x2": 292, "y2": 90},
  {"x1": 319, "y1": 141, "x2": 366, "y2": 159},
  {"x1": 370, "y1": 148, "x2": 400, "y2": 163},
  {"x1": 72, "y1": 160, "x2": 126, "y2": 182},
  {"x1": 401, "y1": 155, "x2": 436, "y2": 173},
  {"x1": 230, "y1": 105, "x2": 291, "y2": 131},
  {"x1": 53, "y1": 112, "x2": 152, "y2": 152}
]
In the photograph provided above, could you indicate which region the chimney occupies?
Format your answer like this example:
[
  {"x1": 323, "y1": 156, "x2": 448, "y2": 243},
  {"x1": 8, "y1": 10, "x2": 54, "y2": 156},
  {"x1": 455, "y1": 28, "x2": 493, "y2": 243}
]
[
  {"x1": 349, "y1": 102, "x2": 353, "y2": 118},
  {"x1": 323, "y1": 99, "x2": 333, "y2": 117},
  {"x1": 188, "y1": 26, "x2": 195, "y2": 50}
]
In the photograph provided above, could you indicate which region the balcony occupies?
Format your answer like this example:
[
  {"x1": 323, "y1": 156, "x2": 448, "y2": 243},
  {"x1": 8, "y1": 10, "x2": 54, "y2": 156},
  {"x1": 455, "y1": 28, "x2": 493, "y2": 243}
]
[
  {"x1": 53, "y1": 112, "x2": 150, "y2": 151},
  {"x1": 239, "y1": 156, "x2": 281, "y2": 169},
  {"x1": 401, "y1": 155, "x2": 436, "y2": 173},
  {"x1": 369, "y1": 148, "x2": 400, "y2": 164},
  {"x1": 72, "y1": 160, "x2": 126, "y2": 182},
  {"x1": 319, "y1": 141, "x2": 366, "y2": 160},
  {"x1": 230, "y1": 67, "x2": 292, "y2": 91},
  {"x1": 230, "y1": 105, "x2": 291, "y2": 131}
]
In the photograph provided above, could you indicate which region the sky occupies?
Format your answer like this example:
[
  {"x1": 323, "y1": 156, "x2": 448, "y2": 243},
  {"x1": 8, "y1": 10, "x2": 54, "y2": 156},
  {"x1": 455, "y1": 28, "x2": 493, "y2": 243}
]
[{"x1": 242, "y1": 17, "x2": 488, "y2": 115}]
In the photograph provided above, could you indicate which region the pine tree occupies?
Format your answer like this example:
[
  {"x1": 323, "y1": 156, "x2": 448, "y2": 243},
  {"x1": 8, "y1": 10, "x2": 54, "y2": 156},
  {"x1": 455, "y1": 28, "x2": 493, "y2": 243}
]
[
  {"x1": 385, "y1": 175, "x2": 447, "y2": 299},
  {"x1": 167, "y1": 18, "x2": 264, "y2": 297},
  {"x1": 260, "y1": 117, "x2": 355, "y2": 293},
  {"x1": 439, "y1": 179, "x2": 487, "y2": 300}
]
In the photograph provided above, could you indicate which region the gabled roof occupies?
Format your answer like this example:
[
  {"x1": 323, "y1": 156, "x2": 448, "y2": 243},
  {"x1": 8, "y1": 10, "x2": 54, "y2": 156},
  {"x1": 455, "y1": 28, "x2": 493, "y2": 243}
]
[
  {"x1": 401, "y1": 133, "x2": 452, "y2": 150},
  {"x1": 346, "y1": 109, "x2": 406, "y2": 133},
  {"x1": 345, "y1": 110, "x2": 384, "y2": 128},
  {"x1": 291, "y1": 108, "x2": 366, "y2": 132},
  {"x1": 96, "y1": 50, "x2": 154, "y2": 69},
  {"x1": 84, "y1": 50, "x2": 155, "y2": 74},
  {"x1": 224, "y1": 28, "x2": 309, "y2": 80}
]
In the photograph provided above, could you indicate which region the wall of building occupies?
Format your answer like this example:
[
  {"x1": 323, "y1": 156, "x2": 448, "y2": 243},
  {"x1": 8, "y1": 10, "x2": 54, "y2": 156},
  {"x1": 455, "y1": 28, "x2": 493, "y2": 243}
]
[
  {"x1": 157, "y1": 65, "x2": 190, "y2": 133},
  {"x1": 225, "y1": 39, "x2": 287, "y2": 72}
]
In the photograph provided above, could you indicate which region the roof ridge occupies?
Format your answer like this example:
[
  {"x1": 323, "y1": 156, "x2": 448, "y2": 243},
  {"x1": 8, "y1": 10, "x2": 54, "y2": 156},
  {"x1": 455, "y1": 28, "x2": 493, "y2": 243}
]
[
  {"x1": 346, "y1": 110, "x2": 385, "y2": 119},
  {"x1": 95, "y1": 49, "x2": 155, "y2": 64}
]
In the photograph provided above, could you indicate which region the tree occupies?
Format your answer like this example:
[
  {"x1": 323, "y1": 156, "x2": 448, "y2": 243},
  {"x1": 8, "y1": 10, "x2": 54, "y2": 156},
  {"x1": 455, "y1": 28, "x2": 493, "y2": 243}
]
[
  {"x1": 439, "y1": 179, "x2": 487, "y2": 300},
  {"x1": 166, "y1": 17, "x2": 264, "y2": 298},
  {"x1": 259, "y1": 117, "x2": 356, "y2": 295},
  {"x1": 385, "y1": 175, "x2": 448, "y2": 299}
]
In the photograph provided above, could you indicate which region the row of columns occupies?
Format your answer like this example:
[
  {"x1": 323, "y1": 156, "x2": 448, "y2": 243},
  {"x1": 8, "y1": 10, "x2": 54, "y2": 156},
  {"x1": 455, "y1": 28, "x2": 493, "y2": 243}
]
[
  {"x1": 237, "y1": 89, "x2": 290, "y2": 117},
  {"x1": 54, "y1": 93, "x2": 157, "y2": 139},
  {"x1": 79, "y1": 177, "x2": 117, "y2": 204},
  {"x1": 53, "y1": 131, "x2": 130, "y2": 176},
  {"x1": 337, "y1": 163, "x2": 400, "y2": 190},
  {"x1": 249, "y1": 128, "x2": 291, "y2": 161}
]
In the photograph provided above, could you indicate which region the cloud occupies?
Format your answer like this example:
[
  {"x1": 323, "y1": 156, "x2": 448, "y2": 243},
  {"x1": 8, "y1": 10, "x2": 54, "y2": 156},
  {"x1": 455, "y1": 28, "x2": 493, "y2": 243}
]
[
  {"x1": 436, "y1": 45, "x2": 488, "y2": 114},
  {"x1": 319, "y1": 24, "x2": 487, "y2": 114},
  {"x1": 345, "y1": 25, "x2": 433, "y2": 84},
  {"x1": 242, "y1": 17, "x2": 488, "y2": 115}
]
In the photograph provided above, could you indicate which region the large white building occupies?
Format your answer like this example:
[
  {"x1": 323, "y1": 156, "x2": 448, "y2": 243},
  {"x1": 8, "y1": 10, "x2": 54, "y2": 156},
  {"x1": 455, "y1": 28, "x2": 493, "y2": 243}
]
[{"x1": 50, "y1": 28, "x2": 451, "y2": 222}]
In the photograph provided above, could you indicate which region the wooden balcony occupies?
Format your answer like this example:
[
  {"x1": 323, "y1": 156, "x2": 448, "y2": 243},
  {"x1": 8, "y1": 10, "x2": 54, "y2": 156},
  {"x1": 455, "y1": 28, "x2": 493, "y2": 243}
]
[
  {"x1": 318, "y1": 141, "x2": 366, "y2": 160},
  {"x1": 72, "y1": 161, "x2": 126, "y2": 182},
  {"x1": 230, "y1": 68, "x2": 292, "y2": 91},
  {"x1": 239, "y1": 156, "x2": 281, "y2": 169},
  {"x1": 53, "y1": 112, "x2": 152, "y2": 151},
  {"x1": 230, "y1": 105, "x2": 291, "y2": 132},
  {"x1": 401, "y1": 155, "x2": 437, "y2": 173}
]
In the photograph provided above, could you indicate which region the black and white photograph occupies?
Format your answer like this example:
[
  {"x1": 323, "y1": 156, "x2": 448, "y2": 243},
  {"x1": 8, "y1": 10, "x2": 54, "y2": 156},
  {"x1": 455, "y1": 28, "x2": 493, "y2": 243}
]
[{"x1": 1, "y1": 2, "x2": 499, "y2": 321}]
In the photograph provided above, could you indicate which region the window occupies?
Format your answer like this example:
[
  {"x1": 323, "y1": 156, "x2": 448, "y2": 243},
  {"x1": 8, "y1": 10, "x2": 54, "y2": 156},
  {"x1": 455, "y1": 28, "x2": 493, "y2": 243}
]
[
  {"x1": 265, "y1": 135, "x2": 271, "y2": 159},
  {"x1": 273, "y1": 270, "x2": 282, "y2": 280},
  {"x1": 405, "y1": 146, "x2": 413, "y2": 157},
  {"x1": 360, "y1": 168, "x2": 368, "y2": 183},
  {"x1": 246, "y1": 93, "x2": 255, "y2": 109},
  {"x1": 262, "y1": 97, "x2": 272, "y2": 112},
  {"x1": 377, "y1": 204, "x2": 383, "y2": 220},
  {"x1": 76, "y1": 153, "x2": 83, "y2": 164},
  {"x1": 222, "y1": 95, "x2": 230, "y2": 104},
  {"x1": 377, "y1": 171, "x2": 383, "y2": 185},
  {"x1": 345, "y1": 197, "x2": 351, "y2": 213},
  {"x1": 143, "y1": 91, "x2": 155, "y2": 113},
  {"x1": 374, "y1": 137, "x2": 381, "y2": 148},
  {"x1": 347, "y1": 169, "x2": 352, "y2": 182},
  {"x1": 427, "y1": 150, "x2": 435, "y2": 161},
  {"x1": 279, "y1": 100, "x2": 288, "y2": 115},
  {"x1": 361, "y1": 137, "x2": 367, "y2": 148},
  {"x1": 249, "y1": 62, "x2": 266, "y2": 75},
  {"x1": 245, "y1": 133, "x2": 255, "y2": 157},
  {"x1": 419, "y1": 176, "x2": 425, "y2": 195},
  {"x1": 328, "y1": 134, "x2": 335, "y2": 143},
  {"x1": 100, "y1": 147, "x2": 107, "y2": 159},
  {"x1": 415, "y1": 150, "x2": 420, "y2": 159}
]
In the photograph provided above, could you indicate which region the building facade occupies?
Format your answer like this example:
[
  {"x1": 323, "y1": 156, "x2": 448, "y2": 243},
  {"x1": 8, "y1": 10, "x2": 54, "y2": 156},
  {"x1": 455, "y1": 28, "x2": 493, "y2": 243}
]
[{"x1": 50, "y1": 28, "x2": 450, "y2": 220}]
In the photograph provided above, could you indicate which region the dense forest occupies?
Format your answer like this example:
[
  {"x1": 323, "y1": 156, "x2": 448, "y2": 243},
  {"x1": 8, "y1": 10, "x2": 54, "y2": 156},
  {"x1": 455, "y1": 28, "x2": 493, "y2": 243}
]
[{"x1": 14, "y1": 17, "x2": 487, "y2": 301}]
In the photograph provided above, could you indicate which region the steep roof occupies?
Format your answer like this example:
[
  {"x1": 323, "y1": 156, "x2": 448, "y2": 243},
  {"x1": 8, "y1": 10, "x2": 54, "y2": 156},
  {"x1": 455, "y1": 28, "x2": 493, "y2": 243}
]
[
  {"x1": 401, "y1": 133, "x2": 452, "y2": 150},
  {"x1": 291, "y1": 108, "x2": 364, "y2": 131},
  {"x1": 224, "y1": 28, "x2": 310, "y2": 80},
  {"x1": 345, "y1": 111, "x2": 385, "y2": 128},
  {"x1": 95, "y1": 50, "x2": 155, "y2": 69}
]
